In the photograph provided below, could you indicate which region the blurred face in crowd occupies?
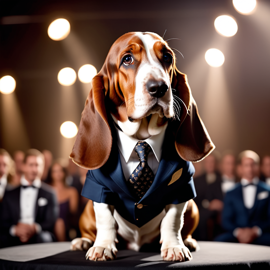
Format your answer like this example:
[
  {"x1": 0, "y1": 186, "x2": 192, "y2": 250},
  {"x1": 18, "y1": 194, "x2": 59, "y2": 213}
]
[
  {"x1": 240, "y1": 157, "x2": 258, "y2": 181},
  {"x1": 0, "y1": 155, "x2": 9, "y2": 178},
  {"x1": 51, "y1": 163, "x2": 65, "y2": 184},
  {"x1": 261, "y1": 156, "x2": 270, "y2": 178},
  {"x1": 221, "y1": 154, "x2": 236, "y2": 178},
  {"x1": 43, "y1": 150, "x2": 53, "y2": 169},
  {"x1": 14, "y1": 151, "x2": 25, "y2": 175},
  {"x1": 203, "y1": 154, "x2": 216, "y2": 174},
  {"x1": 23, "y1": 155, "x2": 44, "y2": 183}
]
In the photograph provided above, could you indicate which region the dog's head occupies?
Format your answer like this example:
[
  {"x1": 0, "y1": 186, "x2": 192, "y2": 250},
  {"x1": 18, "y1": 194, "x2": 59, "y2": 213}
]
[{"x1": 70, "y1": 32, "x2": 215, "y2": 170}]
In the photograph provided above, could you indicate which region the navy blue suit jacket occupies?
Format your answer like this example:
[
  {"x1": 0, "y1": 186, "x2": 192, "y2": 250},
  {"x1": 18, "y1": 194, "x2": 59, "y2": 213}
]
[
  {"x1": 222, "y1": 181, "x2": 270, "y2": 233},
  {"x1": 82, "y1": 127, "x2": 196, "y2": 228}
]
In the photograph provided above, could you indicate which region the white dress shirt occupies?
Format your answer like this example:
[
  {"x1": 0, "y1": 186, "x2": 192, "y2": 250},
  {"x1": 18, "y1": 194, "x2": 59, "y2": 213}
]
[
  {"x1": 241, "y1": 177, "x2": 259, "y2": 209},
  {"x1": 233, "y1": 177, "x2": 261, "y2": 237},
  {"x1": 266, "y1": 177, "x2": 270, "y2": 186},
  {"x1": 20, "y1": 176, "x2": 41, "y2": 224},
  {"x1": 221, "y1": 175, "x2": 236, "y2": 194},
  {"x1": 116, "y1": 126, "x2": 166, "y2": 180},
  {"x1": 0, "y1": 174, "x2": 7, "y2": 200},
  {"x1": 10, "y1": 176, "x2": 42, "y2": 236}
]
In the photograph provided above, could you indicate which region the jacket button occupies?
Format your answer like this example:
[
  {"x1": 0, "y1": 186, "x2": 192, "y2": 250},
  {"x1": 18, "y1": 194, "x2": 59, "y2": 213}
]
[{"x1": 137, "y1": 204, "x2": 143, "y2": 209}]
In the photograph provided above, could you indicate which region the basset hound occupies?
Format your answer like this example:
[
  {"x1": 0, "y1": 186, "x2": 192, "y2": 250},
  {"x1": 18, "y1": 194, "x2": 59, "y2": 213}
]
[{"x1": 70, "y1": 32, "x2": 214, "y2": 262}]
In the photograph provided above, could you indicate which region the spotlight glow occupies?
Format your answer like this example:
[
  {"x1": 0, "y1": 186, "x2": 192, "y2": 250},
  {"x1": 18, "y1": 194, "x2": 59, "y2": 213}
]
[
  {"x1": 205, "y1": 49, "x2": 225, "y2": 67},
  {"x1": 0, "y1": 75, "x2": 16, "y2": 94},
  {"x1": 58, "y1": 67, "x2": 76, "y2": 86},
  {"x1": 60, "y1": 121, "x2": 78, "y2": 138},
  {"x1": 78, "y1": 64, "x2": 97, "y2": 83},
  {"x1": 233, "y1": 0, "x2": 256, "y2": 15},
  {"x1": 48, "y1": 18, "x2": 70, "y2": 41},
  {"x1": 214, "y1": 15, "x2": 238, "y2": 37}
]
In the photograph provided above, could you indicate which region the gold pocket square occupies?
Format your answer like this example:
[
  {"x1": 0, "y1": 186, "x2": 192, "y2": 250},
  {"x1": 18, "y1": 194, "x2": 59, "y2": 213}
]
[{"x1": 168, "y1": 168, "x2": 183, "y2": 186}]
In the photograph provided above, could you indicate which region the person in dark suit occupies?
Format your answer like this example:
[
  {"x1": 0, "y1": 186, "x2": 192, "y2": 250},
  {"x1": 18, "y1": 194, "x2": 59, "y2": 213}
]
[
  {"x1": 260, "y1": 155, "x2": 270, "y2": 186},
  {"x1": 193, "y1": 153, "x2": 224, "y2": 240},
  {"x1": 0, "y1": 149, "x2": 58, "y2": 248},
  {"x1": 215, "y1": 150, "x2": 270, "y2": 246},
  {"x1": 0, "y1": 149, "x2": 14, "y2": 201}
]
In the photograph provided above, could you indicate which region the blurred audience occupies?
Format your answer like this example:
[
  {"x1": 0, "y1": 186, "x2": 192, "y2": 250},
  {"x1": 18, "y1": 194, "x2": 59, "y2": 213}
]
[
  {"x1": 12, "y1": 150, "x2": 25, "y2": 187},
  {"x1": 192, "y1": 161, "x2": 203, "y2": 178},
  {"x1": 0, "y1": 149, "x2": 58, "y2": 248},
  {"x1": 260, "y1": 155, "x2": 270, "y2": 186},
  {"x1": 0, "y1": 149, "x2": 15, "y2": 200},
  {"x1": 41, "y1": 150, "x2": 53, "y2": 182},
  {"x1": 193, "y1": 153, "x2": 224, "y2": 240},
  {"x1": 220, "y1": 152, "x2": 237, "y2": 194},
  {"x1": 215, "y1": 150, "x2": 270, "y2": 246},
  {"x1": 78, "y1": 166, "x2": 89, "y2": 213},
  {"x1": 1, "y1": 146, "x2": 269, "y2": 247},
  {"x1": 47, "y1": 160, "x2": 79, "y2": 241}
]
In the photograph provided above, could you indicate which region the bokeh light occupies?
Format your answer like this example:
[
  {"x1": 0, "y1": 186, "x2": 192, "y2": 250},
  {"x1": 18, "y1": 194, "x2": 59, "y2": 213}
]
[
  {"x1": 58, "y1": 67, "x2": 77, "y2": 86},
  {"x1": 214, "y1": 15, "x2": 238, "y2": 37},
  {"x1": 60, "y1": 121, "x2": 78, "y2": 138},
  {"x1": 233, "y1": 0, "x2": 257, "y2": 15},
  {"x1": 78, "y1": 64, "x2": 97, "y2": 83},
  {"x1": 0, "y1": 75, "x2": 16, "y2": 94},
  {"x1": 48, "y1": 18, "x2": 70, "y2": 41},
  {"x1": 205, "y1": 49, "x2": 225, "y2": 67}
]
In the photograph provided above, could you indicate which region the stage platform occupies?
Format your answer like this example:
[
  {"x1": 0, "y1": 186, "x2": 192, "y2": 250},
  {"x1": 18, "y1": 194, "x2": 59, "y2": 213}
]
[{"x1": 0, "y1": 241, "x2": 270, "y2": 269}]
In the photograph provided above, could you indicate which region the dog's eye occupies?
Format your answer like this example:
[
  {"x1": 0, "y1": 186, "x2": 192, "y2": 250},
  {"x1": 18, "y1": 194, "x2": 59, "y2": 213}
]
[
  {"x1": 163, "y1": 53, "x2": 173, "y2": 64},
  {"x1": 122, "y1": 55, "x2": 134, "y2": 66}
]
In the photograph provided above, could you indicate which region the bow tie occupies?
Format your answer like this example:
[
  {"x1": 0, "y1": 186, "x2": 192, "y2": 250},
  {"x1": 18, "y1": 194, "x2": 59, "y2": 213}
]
[
  {"x1": 243, "y1": 183, "x2": 256, "y2": 188},
  {"x1": 22, "y1": 185, "x2": 36, "y2": 189}
]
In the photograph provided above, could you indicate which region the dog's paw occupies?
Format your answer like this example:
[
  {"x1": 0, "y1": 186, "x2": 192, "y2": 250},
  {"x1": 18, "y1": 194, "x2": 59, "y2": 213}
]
[
  {"x1": 70, "y1": 238, "x2": 93, "y2": 251},
  {"x1": 161, "y1": 245, "x2": 192, "y2": 262},
  {"x1": 184, "y1": 237, "x2": 200, "y2": 252},
  {"x1": 85, "y1": 246, "x2": 118, "y2": 261}
]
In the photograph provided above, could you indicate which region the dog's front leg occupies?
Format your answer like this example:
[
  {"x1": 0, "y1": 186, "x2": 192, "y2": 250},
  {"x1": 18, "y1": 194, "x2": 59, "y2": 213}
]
[
  {"x1": 160, "y1": 202, "x2": 192, "y2": 262},
  {"x1": 85, "y1": 202, "x2": 118, "y2": 261}
]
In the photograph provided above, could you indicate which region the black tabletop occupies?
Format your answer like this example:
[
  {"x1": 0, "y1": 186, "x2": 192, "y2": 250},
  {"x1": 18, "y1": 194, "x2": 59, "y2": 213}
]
[{"x1": 0, "y1": 241, "x2": 270, "y2": 269}]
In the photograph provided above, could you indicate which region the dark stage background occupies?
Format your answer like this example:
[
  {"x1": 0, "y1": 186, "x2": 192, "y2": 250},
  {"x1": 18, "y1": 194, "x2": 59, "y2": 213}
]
[{"x1": 0, "y1": 0, "x2": 270, "y2": 159}]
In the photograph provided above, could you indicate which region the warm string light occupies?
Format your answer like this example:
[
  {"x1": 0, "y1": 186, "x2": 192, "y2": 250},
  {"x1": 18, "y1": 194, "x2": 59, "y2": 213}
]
[
  {"x1": 205, "y1": 49, "x2": 225, "y2": 67},
  {"x1": 78, "y1": 64, "x2": 97, "y2": 83},
  {"x1": 48, "y1": 19, "x2": 70, "y2": 41},
  {"x1": 0, "y1": 75, "x2": 16, "y2": 94},
  {"x1": 233, "y1": 0, "x2": 257, "y2": 15},
  {"x1": 58, "y1": 67, "x2": 77, "y2": 86},
  {"x1": 214, "y1": 15, "x2": 238, "y2": 37},
  {"x1": 60, "y1": 121, "x2": 78, "y2": 138}
]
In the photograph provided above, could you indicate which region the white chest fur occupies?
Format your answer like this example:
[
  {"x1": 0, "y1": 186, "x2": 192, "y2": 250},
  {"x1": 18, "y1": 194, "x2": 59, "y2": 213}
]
[{"x1": 114, "y1": 209, "x2": 165, "y2": 251}]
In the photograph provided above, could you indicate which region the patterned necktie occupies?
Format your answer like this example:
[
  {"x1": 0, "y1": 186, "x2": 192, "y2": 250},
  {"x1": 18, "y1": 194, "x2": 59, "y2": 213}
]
[{"x1": 128, "y1": 141, "x2": 154, "y2": 199}]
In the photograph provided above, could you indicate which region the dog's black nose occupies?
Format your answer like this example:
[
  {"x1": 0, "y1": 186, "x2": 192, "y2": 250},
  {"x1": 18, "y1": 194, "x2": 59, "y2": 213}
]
[{"x1": 147, "y1": 80, "x2": 168, "y2": 98}]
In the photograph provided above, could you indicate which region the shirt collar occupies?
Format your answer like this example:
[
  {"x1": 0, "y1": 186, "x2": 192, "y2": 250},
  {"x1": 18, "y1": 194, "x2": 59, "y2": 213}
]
[
  {"x1": 116, "y1": 125, "x2": 166, "y2": 163},
  {"x1": 241, "y1": 177, "x2": 259, "y2": 186},
  {"x1": 0, "y1": 175, "x2": 7, "y2": 186},
  {"x1": 222, "y1": 175, "x2": 235, "y2": 182},
  {"x1": 21, "y1": 175, "x2": 41, "y2": 188}
]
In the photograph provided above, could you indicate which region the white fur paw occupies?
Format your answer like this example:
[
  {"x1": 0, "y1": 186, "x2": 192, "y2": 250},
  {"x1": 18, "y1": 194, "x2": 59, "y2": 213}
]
[
  {"x1": 161, "y1": 245, "x2": 192, "y2": 262},
  {"x1": 70, "y1": 238, "x2": 93, "y2": 251},
  {"x1": 85, "y1": 246, "x2": 118, "y2": 261}
]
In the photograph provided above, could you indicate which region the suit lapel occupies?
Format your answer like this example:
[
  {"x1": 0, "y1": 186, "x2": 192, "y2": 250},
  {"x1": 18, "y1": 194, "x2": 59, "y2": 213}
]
[
  {"x1": 140, "y1": 158, "x2": 178, "y2": 203},
  {"x1": 13, "y1": 187, "x2": 21, "y2": 221},
  {"x1": 238, "y1": 185, "x2": 249, "y2": 223},
  {"x1": 108, "y1": 152, "x2": 135, "y2": 200},
  {"x1": 35, "y1": 187, "x2": 42, "y2": 219},
  {"x1": 248, "y1": 184, "x2": 263, "y2": 217}
]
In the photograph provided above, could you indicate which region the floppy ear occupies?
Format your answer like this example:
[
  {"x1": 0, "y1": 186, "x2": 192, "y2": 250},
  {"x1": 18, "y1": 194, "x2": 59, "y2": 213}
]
[
  {"x1": 171, "y1": 68, "x2": 215, "y2": 162},
  {"x1": 69, "y1": 74, "x2": 112, "y2": 170}
]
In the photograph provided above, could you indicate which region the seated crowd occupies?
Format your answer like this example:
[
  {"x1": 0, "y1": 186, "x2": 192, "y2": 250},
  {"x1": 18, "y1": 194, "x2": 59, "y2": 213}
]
[{"x1": 0, "y1": 148, "x2": 269, "y2": 248}]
